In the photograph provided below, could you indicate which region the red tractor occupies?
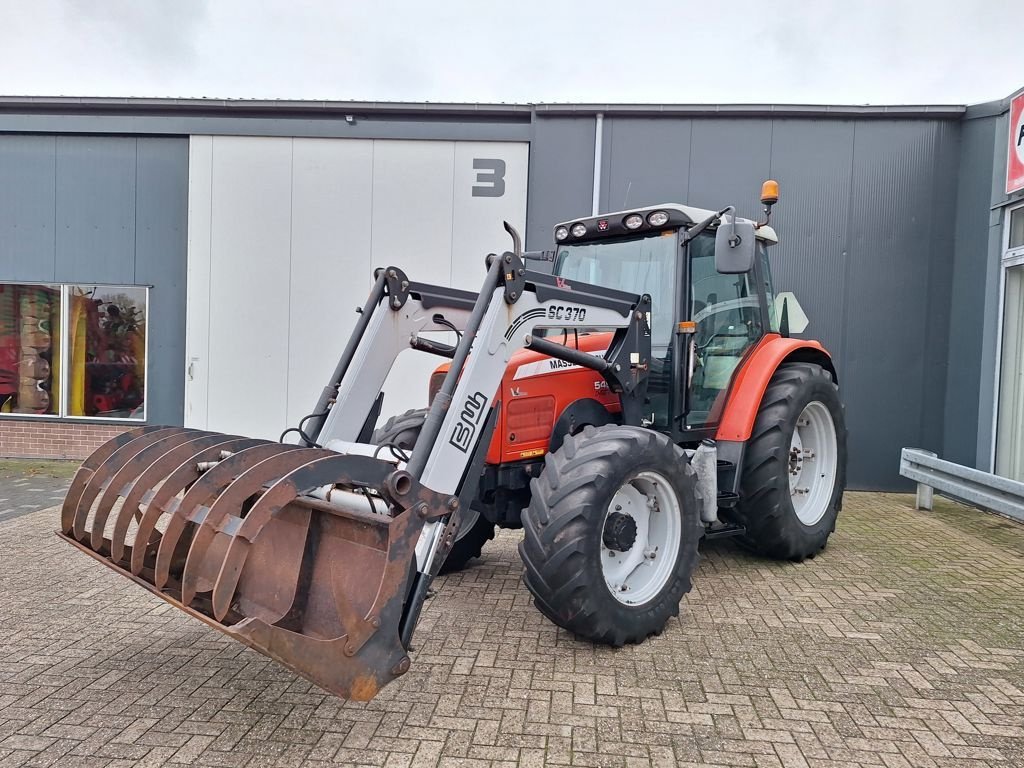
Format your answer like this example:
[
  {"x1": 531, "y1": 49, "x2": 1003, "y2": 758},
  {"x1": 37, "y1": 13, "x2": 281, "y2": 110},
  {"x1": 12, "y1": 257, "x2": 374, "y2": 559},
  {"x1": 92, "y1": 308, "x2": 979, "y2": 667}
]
[
  {"x1": 376, "y1": 182, "x2": 847, "y2": 645},
  {"x1": 60, "y1": 181, "x2": 846, "y2": 699}
]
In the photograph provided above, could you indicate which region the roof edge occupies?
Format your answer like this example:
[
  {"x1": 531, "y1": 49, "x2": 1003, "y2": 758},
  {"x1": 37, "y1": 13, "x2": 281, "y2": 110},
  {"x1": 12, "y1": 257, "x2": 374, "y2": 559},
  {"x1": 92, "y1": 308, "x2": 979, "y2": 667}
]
[
  {"x1": 0, "y1": 96, "x2": 535, "y2": 119},
  {"x1": 0, "y1": 95, "x2": 968, "y2": 120},
  {"x1": 535, "y1": 102, "x2": 966, "y2": 118}
]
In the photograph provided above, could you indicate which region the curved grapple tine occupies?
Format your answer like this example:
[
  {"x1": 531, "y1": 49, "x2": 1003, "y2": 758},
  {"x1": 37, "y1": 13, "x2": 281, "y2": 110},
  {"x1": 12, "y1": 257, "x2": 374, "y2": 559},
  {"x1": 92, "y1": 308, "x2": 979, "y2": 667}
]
[
  {"x1": 179, "y1": 447, "x2": 327, "y2": 606},
  {"x1": 209, "y1": 454, "x2": 396, "y2": 622},
  {"x1": 69, "y1": 427, "x2": 195, "y2": 541},
  {"x1": 88, "y1": 430, "x2": 219, "y2": 551},
  {"x1": 106, "y1": 434, "x2": 263, "y2": 563},
  {"x1": 132, "y1": 441, "x2": 290, "y2": 577},
  {"x1": 147, "y1": 440, "x2": 284, "y2": 587},
  {"x1": 61, "y1": 426, "x2": 164, "y2": 535}
]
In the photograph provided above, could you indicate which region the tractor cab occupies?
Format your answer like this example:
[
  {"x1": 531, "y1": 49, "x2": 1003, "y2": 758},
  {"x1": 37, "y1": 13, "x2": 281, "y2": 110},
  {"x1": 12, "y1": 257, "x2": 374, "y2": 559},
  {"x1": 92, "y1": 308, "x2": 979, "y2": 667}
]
[{"x1": 550, "y1": 196, "x2": 781, "y2": 439}]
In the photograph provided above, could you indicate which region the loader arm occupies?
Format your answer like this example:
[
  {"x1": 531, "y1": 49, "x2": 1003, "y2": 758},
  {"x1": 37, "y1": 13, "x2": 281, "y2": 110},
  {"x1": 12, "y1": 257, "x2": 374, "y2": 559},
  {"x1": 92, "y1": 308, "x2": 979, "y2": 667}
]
[{"x1": 57, "y1": 231, "x2": 651, "y2": 701}]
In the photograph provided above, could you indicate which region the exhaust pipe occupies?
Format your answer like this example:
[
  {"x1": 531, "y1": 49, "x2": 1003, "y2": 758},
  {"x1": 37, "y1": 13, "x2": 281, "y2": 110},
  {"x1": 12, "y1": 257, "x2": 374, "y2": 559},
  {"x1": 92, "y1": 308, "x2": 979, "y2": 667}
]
[{"x1": 691, "y1": 439, "x2": 719, "y2": 524}]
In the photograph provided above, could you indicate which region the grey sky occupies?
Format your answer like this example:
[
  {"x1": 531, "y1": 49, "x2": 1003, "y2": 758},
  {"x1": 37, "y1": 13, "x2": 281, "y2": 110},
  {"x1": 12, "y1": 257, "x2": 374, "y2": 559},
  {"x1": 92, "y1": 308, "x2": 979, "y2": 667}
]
[{"x1": 1, "y1": 0, "x2": 1020, "y2": 105}]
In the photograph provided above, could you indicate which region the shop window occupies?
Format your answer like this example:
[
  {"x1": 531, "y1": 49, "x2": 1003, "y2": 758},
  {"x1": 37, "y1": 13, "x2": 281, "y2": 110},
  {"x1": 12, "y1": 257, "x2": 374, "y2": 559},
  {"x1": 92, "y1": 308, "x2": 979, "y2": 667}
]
[
  {"x1": 1010, "y1": 206, "x2": 1024, "y2": 250},
  {"x1": 0, "y1": 284, "x2": 61, "y2": 415},
  {"x1": 0, "y1": 283, "x2": 147, "y2": 421}
]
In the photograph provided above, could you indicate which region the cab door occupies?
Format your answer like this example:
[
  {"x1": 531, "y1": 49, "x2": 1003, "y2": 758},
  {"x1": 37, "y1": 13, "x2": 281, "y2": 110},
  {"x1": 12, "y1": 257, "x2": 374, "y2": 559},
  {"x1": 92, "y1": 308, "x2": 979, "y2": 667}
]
[{"x1": 682, "y1": 235, "x2": 767, "y2": 429}]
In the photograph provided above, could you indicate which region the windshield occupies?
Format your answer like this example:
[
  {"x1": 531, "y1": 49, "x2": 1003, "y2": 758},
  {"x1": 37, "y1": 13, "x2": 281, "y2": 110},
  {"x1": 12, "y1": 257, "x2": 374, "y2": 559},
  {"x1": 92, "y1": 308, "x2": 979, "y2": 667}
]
[{"x1": 554, "y1": 231, "x2": 677, "y2": 347}]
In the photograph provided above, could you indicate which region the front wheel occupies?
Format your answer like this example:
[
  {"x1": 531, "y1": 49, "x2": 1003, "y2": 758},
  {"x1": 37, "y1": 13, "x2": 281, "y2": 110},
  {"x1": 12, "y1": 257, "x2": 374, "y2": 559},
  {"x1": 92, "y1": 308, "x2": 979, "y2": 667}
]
[
  {"x1": 519, "y1": 425, "x2": 702, "y2": 646},
  {"x1": 734, "y1": 362, "x2": 847, "y2": 561}
]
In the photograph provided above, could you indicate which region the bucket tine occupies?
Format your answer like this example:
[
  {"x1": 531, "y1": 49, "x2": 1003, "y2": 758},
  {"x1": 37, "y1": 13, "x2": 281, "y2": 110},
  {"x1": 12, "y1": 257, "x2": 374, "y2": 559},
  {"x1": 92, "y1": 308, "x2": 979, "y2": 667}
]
[
  {"x1": 69, "y1": 427, "x2": 194, "y2": 541},
  {"x1": 208, "y1": 454, "x2": 365, "y2": 622},
  {"x1": 151, "y1": 442, "x2": 296, "y2": 585},
  {"x1": 61, "y1": 426, "x2": 168, "y2": 536},
  {"x1": 88, "y1": 430, "x2": 221, "y2": 551},
  {"x1": 209, "y1": 453, "x2": 396, "y2": 623},
  {"x1": 134, "y1": 442, "x2": 300, "y2": 578},
  {"x1": 107, "y1": 435, "x2": 265, "y2": 564},
  {"x1": 178, "y1": 447, "x2": 327, "y2": 605}
]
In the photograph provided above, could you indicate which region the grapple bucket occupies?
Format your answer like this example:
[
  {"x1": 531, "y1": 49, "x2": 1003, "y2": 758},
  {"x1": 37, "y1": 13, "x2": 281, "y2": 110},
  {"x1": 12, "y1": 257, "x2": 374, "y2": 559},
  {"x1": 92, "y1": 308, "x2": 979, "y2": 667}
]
[{"x1": 57, "y1": 426, "x2": 453, "y2": 700}]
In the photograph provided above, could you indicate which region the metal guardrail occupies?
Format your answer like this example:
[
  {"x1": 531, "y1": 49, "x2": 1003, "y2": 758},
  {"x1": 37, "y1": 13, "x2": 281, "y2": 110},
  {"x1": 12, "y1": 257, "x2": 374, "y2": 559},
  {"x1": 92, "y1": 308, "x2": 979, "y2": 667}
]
[{"x1": 899, "y1": 448, "x2": 1024, "y2": 523}]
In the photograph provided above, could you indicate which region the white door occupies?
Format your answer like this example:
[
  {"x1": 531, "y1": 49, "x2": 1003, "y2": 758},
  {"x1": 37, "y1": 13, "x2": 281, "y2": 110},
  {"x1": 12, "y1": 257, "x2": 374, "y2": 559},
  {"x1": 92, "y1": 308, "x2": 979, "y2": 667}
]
[
  {"x1": 185, "y1": 136, "x2": 529, "y2": 440},
  {"x1": 995, "y1": 205, "x2": 1024, "y2": 480}
]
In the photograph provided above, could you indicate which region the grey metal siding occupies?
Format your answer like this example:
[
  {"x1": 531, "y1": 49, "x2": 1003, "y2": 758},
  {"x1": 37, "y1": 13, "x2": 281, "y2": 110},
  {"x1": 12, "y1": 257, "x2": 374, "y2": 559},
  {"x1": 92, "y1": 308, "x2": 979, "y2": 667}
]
[
  {"x1": 525, "y1": 117, "x2": 595, "y2": 250},
  {"x1": 135, "y1": 138, "x2": 189, "y2": 425},
  {"x1": 591, "y1": 115, "x2": 961, "y2": 489},
  {"x1": 599, "y1": 118, "x2": 690, "y2": 210},
  {"x1": 0, "y1": 134, "x2": 189, "y2": 425},
  {"x1": 0, "y1": 135, "x2": 57, "y2": 282},
  {"x1": 766, "y1": 119, "x2": 855, "y2": 368},
  {"x1": 687, "y1": 119, "x2": 773, "y2": 219},
  {"x1": 945, "y1": 115, "x2": 997, "y2": 468},
  {"x1": 843, "y1": 121, "x2": 956, "y2": 489},
  {"x1": 55, "y1": 137, "x2": 137, "y2": 283}
]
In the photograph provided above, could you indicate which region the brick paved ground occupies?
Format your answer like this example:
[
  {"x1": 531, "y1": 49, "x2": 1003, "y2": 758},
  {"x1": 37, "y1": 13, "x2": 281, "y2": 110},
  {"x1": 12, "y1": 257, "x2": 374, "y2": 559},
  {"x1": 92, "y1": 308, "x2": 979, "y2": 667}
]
[
  {"x1": 0, "y1": 461, "x2": 75, "y2": 524},
  {"x1": 2, "y1": 492, "x2": 1023, "y2": 767}
]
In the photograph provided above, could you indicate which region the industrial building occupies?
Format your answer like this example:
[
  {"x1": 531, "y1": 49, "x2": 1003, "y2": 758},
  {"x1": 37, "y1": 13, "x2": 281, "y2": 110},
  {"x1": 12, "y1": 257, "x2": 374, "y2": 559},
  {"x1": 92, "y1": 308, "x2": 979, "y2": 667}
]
[{"x1": 0, "y1": 90, "x2": 1021, "y2": 490}]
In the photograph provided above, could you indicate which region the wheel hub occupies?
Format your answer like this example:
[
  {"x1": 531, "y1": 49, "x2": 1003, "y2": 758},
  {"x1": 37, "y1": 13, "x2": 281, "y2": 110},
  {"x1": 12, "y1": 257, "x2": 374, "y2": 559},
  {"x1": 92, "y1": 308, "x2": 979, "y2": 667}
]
[
  {"x1": 788, "y1": 400, "x2": 838, "y2": 525},
  {"x1": 602, "y1": 512, "x2": 637, "y2": 552},
  {"x1": 600, "y1": 472, "x2": 682, "y2": 606}
]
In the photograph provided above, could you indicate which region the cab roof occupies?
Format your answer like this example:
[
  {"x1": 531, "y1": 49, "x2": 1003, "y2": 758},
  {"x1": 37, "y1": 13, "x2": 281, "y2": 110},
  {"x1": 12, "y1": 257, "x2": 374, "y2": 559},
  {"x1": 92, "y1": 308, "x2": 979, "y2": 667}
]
[{"x1": 555, "y1": 203, "x2": 778, "y2": 244}]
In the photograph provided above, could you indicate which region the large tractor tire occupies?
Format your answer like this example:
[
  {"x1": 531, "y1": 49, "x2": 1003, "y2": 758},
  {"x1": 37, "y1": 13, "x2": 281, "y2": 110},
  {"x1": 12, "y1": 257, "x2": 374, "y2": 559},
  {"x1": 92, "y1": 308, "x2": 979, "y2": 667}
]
[
  {"x1": 519, "y1": 425, "x2": 702, "y2": 646},
  {"x1": 373, "y1": 409, "x2": 495, "y2": 574},
  {"x1": 734, "y1": 362, "x2": 847, "y2": 561}
]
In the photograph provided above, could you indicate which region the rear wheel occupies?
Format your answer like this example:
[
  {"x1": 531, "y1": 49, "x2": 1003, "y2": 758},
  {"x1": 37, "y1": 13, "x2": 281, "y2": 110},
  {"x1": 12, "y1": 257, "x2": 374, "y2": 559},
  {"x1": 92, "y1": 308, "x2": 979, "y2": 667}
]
[
  {"x1": 373, "y1": 409, "x2": 494, "y2": 573},
  {"x1": 519, "y1": 425, "x2": 701, "y2": 645},
  {"x1": 734, "y1": 363, "x2": 847, "y2": 561}
]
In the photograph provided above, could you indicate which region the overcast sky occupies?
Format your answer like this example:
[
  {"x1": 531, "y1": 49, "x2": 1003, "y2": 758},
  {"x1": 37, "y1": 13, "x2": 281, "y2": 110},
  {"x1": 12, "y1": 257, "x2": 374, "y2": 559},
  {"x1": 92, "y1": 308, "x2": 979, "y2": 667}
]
[{"x1": 1, "y1": 1, "x2": 1020, "y2": 106}]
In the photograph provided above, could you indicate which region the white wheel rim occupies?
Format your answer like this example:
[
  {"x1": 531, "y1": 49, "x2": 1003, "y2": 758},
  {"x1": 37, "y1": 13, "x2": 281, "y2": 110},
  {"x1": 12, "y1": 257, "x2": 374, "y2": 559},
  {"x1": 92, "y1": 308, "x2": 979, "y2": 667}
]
[
  {"x1": 788, "y1": 400, "x2": 838, "y2": 525},
  {"x1": 600, "y1": 471, "x2": 682, "y2": 606}
]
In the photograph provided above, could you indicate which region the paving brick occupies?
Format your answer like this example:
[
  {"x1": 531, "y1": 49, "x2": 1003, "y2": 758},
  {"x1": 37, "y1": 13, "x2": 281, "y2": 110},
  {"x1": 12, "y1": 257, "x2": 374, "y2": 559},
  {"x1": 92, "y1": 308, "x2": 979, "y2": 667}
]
[{"x1": 2, "y1": 493, "x2": 1024, "y2": 766}]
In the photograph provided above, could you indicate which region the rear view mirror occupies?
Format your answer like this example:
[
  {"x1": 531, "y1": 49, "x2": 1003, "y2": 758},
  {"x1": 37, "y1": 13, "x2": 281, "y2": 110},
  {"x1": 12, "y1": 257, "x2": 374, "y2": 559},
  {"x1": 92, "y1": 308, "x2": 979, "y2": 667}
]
[{"x1": 715, "y1": 218, "x2": 756, "y2": 274}]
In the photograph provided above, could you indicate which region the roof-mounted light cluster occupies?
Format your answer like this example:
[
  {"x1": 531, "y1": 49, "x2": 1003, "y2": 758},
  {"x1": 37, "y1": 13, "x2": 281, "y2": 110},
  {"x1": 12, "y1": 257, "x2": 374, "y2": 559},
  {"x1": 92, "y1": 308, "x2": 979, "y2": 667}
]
[{"x1": 554, "y1": 208, "x2": 676, "y2": 243}]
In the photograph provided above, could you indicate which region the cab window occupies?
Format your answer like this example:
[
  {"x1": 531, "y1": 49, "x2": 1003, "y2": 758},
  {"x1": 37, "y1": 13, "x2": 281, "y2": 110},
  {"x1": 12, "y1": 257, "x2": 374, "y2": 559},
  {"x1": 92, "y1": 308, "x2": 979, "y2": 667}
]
[{"x1": 686, "y1": 235, "x2": 763, "y2": 427}]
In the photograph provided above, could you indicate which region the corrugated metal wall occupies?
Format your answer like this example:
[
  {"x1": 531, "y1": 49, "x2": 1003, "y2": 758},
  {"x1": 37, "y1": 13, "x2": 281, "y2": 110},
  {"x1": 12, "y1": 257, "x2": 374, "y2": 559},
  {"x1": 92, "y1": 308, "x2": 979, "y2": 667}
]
[
  {"x1": 0, "y1": 135, "x2": 188, "y2": 424},
  {"x1": 0, "y1": 104, "x2": 997, "y2": 490},
  {"x1": 528, "y1": 114, "x2": 962, "y2": 489}
]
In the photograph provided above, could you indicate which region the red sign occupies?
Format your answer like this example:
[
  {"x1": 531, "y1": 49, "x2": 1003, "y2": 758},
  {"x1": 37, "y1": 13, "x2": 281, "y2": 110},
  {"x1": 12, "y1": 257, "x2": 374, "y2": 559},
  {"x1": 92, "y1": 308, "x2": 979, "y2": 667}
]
[{"x1": 1008, "y1": 89, "x2": 1024, "y2": 195}]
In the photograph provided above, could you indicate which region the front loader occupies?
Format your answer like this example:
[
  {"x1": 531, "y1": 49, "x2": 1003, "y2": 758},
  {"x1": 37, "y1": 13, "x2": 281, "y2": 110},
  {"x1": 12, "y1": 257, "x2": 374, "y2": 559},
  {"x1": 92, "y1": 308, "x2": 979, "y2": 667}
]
[
  {"x1": 58, "y1": 224, "x2": 654, "y2": 699},
  {"x1": 59, "y1": 181, "x2": 847, "y2": 701}
]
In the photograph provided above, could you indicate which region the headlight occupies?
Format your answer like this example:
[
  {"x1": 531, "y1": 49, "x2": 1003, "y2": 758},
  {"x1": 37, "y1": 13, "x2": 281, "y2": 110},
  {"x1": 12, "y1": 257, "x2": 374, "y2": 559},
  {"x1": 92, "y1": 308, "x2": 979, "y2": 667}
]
[
  {"x1": 554, "y1": 226, "x2": 569, "y2": 241},
  {"x1": 647, "y1": 210, "x2": 669, "y2": 227},
  {"x1": 624, "y1": 214, "x2": 643, "y2": 230},
  {"x1": 428, "y1": 370, "x2": 446, "y2": 404},
  {"x1": 570, "y1": 223, "x2": 587, "y2": 238}
]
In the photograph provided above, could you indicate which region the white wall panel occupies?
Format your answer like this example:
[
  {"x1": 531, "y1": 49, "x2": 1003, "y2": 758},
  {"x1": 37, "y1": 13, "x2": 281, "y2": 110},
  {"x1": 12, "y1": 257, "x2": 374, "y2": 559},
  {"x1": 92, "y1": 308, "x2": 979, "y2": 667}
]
[
  {"x1": 186, "y1": 136, "x2": 529, "y2": 439},
  {"x1": 206, "y1": 136, "x2": 293, "y2": 439},
  {"x1": 450, "y1": 142, "x2": 529, "y2": 290},
  {"x1": 184, "y1": 136, "x2": 213, "y2": 429},
  {"x1": 372, "y1": 141, "x2": 456, "y2": 415},
  {"x1": 286, "y1": 138, "x2": 374, "y2": 428}
]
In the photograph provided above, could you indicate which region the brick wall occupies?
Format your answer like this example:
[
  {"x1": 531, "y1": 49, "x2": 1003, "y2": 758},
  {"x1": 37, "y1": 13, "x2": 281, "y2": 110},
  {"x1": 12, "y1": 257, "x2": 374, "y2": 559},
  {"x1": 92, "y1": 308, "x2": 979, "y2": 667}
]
[{"x1": 0, "y1": 420, "x2": 133, "y2": 460}]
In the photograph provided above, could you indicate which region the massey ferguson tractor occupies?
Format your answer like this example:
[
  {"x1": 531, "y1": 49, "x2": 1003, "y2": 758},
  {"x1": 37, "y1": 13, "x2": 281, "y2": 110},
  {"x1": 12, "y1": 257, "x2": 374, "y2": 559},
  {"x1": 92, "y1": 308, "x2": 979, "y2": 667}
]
[{"x1": 58, "y1": 181, "x2": 847, "y2": 701}]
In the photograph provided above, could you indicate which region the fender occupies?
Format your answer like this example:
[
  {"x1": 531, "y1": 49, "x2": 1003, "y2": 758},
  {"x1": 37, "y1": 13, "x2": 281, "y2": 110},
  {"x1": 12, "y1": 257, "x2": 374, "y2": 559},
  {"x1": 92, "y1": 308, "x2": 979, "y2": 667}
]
[
  {"x1": 549, "y1": 398, "x2": 617, "y2": 453},
  {"x1": 715, "y1": 334, "x2": 836, "y2": 442}
]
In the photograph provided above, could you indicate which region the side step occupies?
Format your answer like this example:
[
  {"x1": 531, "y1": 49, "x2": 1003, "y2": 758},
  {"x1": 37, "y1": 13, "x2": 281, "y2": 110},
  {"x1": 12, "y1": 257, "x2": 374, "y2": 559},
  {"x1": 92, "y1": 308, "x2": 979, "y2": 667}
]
[{"x1": 703, "y1": 522, "x2": 745, "y2": 540}]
